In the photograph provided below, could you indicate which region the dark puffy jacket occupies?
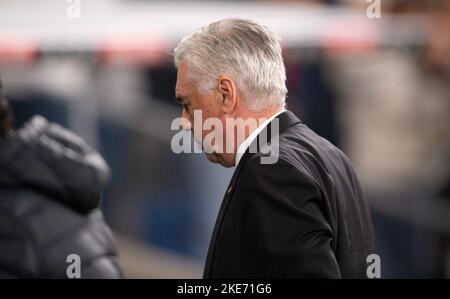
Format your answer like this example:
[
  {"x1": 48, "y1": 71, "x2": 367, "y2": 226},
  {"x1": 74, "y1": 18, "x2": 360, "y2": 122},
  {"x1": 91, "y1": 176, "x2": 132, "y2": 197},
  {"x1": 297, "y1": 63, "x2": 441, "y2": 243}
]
[{"x1": 0, "y1": 116, "x2": 122, "y2": 278}]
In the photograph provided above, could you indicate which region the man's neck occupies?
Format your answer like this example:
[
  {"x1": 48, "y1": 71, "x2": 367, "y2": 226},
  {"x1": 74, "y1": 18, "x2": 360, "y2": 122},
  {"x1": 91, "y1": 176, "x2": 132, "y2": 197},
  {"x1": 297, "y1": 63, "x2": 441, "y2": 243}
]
[
  {"x1": 233, "y1": 106, "x2": 285, "y2": 167},
  {"x1": 241, "y1": 106, "x2": 284, "y2": 139}
]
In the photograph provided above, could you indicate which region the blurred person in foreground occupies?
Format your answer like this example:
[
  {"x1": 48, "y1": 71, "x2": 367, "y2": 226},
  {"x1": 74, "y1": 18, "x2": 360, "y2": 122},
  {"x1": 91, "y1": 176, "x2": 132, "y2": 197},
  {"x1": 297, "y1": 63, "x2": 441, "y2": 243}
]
[
  {"x1": 173, "y1": 18, "x2": 375, "y2": 278},
  {"x1": 0, "y1": 78, "x2": 122, "y2": 278}
]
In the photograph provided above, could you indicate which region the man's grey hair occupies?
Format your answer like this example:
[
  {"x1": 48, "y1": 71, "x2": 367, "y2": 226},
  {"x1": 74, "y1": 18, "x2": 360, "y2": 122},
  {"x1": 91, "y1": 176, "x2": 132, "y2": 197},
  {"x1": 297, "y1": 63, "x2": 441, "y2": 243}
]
[{"x1": 173, "y1": 18, "x2": 287, "y2": 112}]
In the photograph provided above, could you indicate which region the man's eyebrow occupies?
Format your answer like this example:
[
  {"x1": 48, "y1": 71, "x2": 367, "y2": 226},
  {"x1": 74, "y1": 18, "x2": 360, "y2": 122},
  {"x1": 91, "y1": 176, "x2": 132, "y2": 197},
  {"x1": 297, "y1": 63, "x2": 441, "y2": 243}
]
[{"x1": 175, "y1": 94, "x2": 187, "y2": 104}]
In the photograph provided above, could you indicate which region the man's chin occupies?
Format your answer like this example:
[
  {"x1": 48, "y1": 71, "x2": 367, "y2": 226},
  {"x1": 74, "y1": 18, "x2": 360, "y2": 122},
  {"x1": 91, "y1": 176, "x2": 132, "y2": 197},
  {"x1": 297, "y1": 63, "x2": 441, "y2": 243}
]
[
  {"x1": 205, "y1": 153, "x2": 220, "y2": 164},
  {"x1": 205, "y1": 153, "x2": 234, "y2": 168}
]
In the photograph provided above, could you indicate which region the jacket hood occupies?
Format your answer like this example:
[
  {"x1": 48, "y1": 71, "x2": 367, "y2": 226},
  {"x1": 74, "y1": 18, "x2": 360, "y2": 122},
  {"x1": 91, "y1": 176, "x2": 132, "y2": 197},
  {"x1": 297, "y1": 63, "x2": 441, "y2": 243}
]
[{"x1": 0, "y1": 115, "x2": 110, "y2": 214}]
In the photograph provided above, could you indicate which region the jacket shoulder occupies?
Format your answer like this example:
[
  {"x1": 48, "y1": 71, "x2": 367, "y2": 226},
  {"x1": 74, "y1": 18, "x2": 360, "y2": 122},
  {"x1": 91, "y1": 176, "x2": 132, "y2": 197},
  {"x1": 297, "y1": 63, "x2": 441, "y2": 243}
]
[{"x1": 0, "y1": 189, "x2": 122, "y2": 278}]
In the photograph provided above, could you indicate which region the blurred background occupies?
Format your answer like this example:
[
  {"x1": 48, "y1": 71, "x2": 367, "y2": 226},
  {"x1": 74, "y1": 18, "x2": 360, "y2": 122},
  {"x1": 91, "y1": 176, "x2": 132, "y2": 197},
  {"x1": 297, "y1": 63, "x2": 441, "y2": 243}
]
[{"x1": 0, "y1": 0, "x2": 449, "y2": 278}]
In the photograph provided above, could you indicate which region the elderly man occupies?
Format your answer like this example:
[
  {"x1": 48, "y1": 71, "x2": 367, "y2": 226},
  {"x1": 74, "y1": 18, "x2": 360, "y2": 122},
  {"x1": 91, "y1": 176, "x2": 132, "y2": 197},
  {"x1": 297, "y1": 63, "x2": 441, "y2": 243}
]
[{"x1": 174, "y1": 18, "x2": 375, "y2": 278}]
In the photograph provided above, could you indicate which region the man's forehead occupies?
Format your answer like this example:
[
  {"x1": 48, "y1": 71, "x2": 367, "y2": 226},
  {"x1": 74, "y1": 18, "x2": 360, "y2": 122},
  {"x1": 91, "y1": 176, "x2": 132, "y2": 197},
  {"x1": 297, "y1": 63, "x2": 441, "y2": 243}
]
[
  {"x1": 175, "y1": 71, "x2": 184, "y2": 93},
  {"x1": 175, "y1": 81, "x2": 185, "y2": 97},
  {"x1": 175, "y1": 63, "x2": 191, "y2": 94}
]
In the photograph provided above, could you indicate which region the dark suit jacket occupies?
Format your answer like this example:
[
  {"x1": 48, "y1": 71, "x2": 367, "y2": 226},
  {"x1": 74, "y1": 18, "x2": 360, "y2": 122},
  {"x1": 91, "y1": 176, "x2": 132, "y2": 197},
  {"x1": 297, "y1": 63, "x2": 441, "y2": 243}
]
[{"x1": 203, "y1": 111, "x2": 375, "y2": 279}]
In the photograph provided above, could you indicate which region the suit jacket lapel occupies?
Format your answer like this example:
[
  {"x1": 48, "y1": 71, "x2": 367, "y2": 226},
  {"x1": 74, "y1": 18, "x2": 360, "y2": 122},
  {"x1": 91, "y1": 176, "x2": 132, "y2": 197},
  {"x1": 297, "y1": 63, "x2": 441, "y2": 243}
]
[
  {"x1": 203, "y1": 152, "x2": 250, "y2": 278},
  {"x1": 202, "y1": 110, "x2": 301, "y2": 278}
]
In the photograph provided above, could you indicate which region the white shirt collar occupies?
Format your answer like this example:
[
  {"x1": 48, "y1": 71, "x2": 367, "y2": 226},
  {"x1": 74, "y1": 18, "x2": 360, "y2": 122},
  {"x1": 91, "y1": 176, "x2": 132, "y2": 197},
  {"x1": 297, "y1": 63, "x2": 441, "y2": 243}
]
[{"x1": 234, "y1": 110, "x2": 286, "y2": 167}]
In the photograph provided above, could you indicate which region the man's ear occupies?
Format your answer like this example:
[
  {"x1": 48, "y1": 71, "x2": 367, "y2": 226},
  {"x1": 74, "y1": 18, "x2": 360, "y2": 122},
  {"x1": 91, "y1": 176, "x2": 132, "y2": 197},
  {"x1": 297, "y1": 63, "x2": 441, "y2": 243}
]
[{"x1": 218, "y1": 76, "x2": 237, "y2": 114}]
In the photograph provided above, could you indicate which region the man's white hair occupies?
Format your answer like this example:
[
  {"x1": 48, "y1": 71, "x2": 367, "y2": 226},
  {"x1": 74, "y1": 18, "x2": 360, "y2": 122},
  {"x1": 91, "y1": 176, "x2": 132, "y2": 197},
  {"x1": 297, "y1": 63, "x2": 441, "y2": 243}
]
[{"x1": 174, "y1": 18, "x2": 287, "y2": 112}]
